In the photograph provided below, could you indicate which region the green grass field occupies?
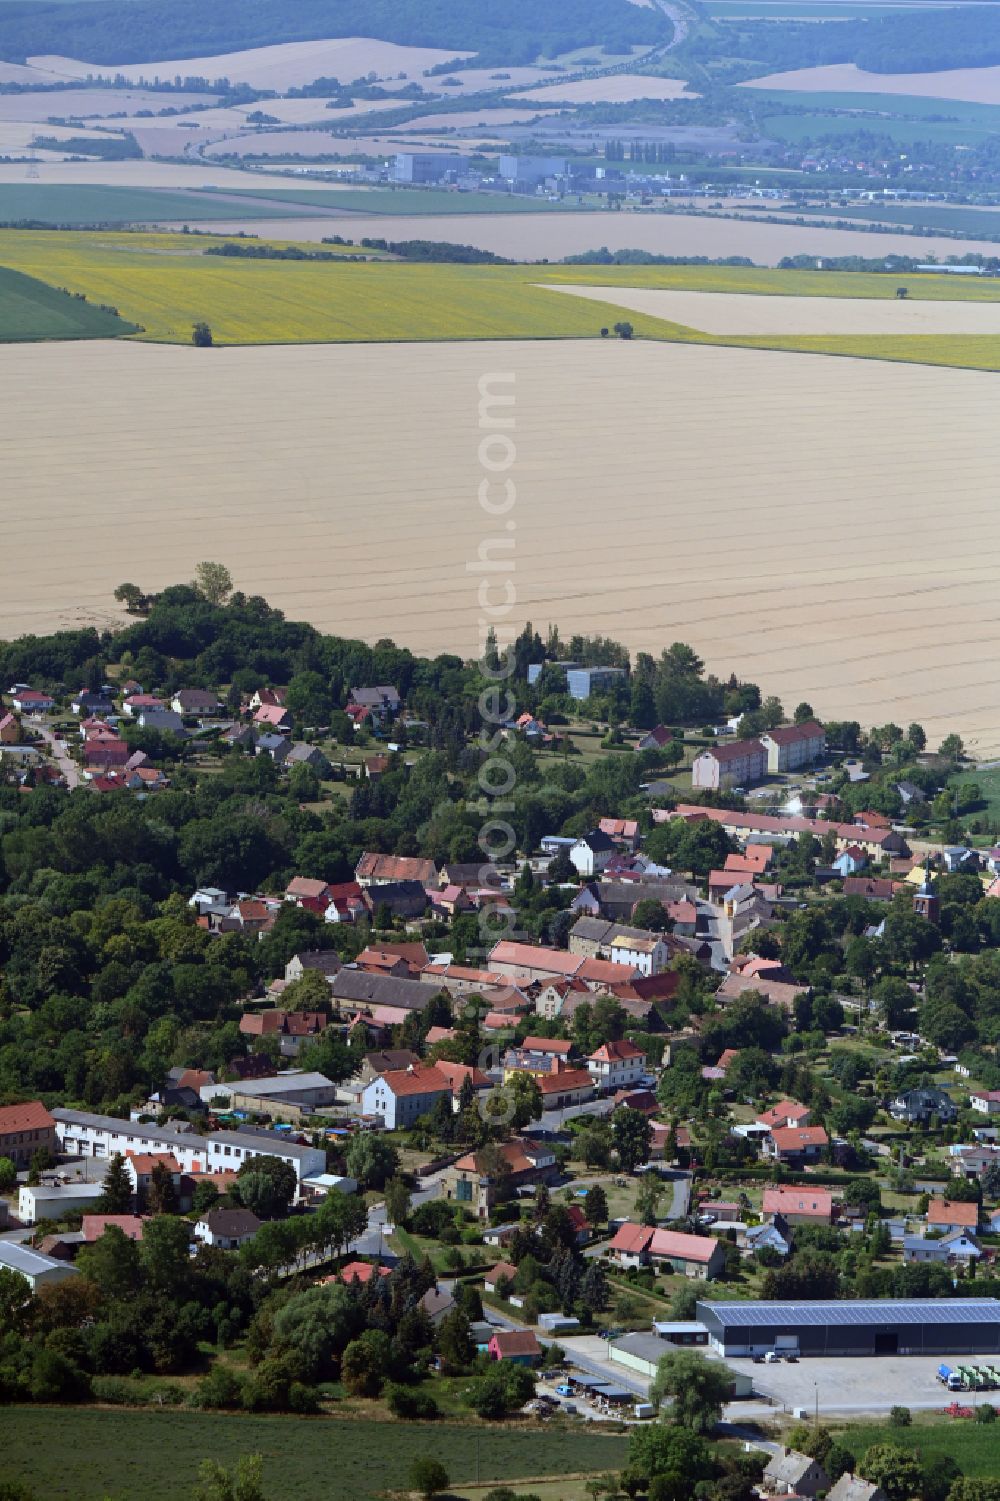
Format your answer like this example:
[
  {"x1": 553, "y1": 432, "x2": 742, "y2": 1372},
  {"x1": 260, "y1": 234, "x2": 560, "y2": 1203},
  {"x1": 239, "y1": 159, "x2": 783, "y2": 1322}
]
[
  {"x1": 6, "y1": 231, "x2": 1000, "y2": 368},
  {"x1": 0, "y1": 1407, "x2": 631, "y2": 1501},
  {"x1": 227, "y1": 187, "x2": 570, "y2": 215},
  {"x1": 837, "y1": 1416, "x2": 1000, "y2": 1476},
  {"x1": 709, "y1": 1, "x2": 946, "y2": 14},
  {"x1": 803, "y1": 201, "x2": 1000, "y2": 238},
  {"x1": 951, "y1": 764, "x2": 1000, "y2": 819},
  {"x1": 0, "y1": 263, "x2": 136, "y2": 339},
  {"x1": 750, "y1": 90, "x2": 1000, "y2": 129},
  {"x1": 761, "y1": 110, "x2": 1000, "y2": 147},
  {"x1": 0, "y1": 185, "x2": 321, "y2": 226}
]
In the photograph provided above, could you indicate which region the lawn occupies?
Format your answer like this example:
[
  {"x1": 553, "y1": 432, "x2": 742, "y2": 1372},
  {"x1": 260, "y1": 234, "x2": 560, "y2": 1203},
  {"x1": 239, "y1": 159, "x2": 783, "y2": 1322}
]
[
  {"x1": 0, "y1": 263, "x2": 136, "y2": 340},
  {"x1": 952, "y1": 765, "x2": 1000, "y2": 821},
  {"x1": 7, "y1": 231, "x2": 1000, "y2": 370},
  {"x1": 0, "y1": 1408, "x2": 632, "y2": 1501},
  {"x1": 835, "y1": 1415, "x2": 1000, "y2": 1476}
]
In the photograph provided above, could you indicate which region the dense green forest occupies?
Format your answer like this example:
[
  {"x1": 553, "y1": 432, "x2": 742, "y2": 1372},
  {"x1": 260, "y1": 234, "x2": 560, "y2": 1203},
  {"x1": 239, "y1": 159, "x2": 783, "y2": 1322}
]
[
  {"x1": 687, "y1": 6, "x2": 1000, "y2": 82},
  {"x1": 0, "y1": 0, "x2": 667, "y2": 67}
]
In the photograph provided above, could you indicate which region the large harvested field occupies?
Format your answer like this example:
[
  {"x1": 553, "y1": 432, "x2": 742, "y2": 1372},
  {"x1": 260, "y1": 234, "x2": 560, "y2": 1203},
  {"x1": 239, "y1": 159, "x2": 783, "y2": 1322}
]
[
  {"x1": 742, "y1": 61, "x2": 1000, "y2": 105},
  {"x1": 543, "y1": 284, "x2": 1000, "y2": 334},
  {"x1": 3, "y1": 335, "x2": 1000, "y2": 750},
  {"x1": 31, "y1": 38, "x2": 476, "y2": 90},
  {"x1": 0, "y1": 1407, "x2": 630, "y2": 1501},
  {"x1": 170, "y1": 210, "x2": 1000, "y2": 264}
]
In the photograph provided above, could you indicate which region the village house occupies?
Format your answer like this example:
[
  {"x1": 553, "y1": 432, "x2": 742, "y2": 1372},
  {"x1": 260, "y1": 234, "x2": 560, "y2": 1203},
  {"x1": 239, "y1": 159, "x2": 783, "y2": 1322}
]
[
  {"x1": 248, "y1": 688, "x2": 287, "y2": 712},
  {"x1": 322, "y1": 882, "x2": 368, "y2": 924},
  {"x1": 171, "y1": 689, "x2": 222, "y2": 716},
  {"x1": 488, "y1": 940, "x2": 640, "y2": 989},
  {"x1": 691, "y1": 739, "x2": 767, "y2": 793},
  {"x1": 483, "y1": 1260, "x2": 517, "y2": 1294},
  {"x1": 970, "y1": 1089, "x2": 1000, "y2": 1115},
  {"x1": 926, "y1": 1199, "x2": 980, "y2": 1235},
  {"x1": 763, "y1": 1125, "x2": 829, "y2": 1165},
  {"x1": 537, "y1": 1066, "x2": 596, "y2": 1112},
  {"x1": 348, "y1": 685, "x2": 401, "y2": 720},
  {"x1": 609, "y1": 1223, "x2": 725, "y2": 1280},
  {"x1": 0, "y1": 712, "x2": 21, "y2": 744},
  {"x1": 827, "y1": 1477, "x2": 886, "y2": 1501},
  {"x1": 759, "y1": 720, "x2": 826, "y2": 775},
  {"x1": 10, "y1": 689, "x2": 54, "y2": 715},
  {"x1": 586, "y1": 1039, "x2": 647, "y2": 1093},
  {"x1": 903, "y1": 1230, "x2": 982, "y2": 1265},
  {"x1": 660, "y1": 804, "x2": 910, "y2": 859},
  {"x1": 355, "y1": 852, "x2": 438, "y2": 887},
  {"x1": 253, "y1": 703, "x2": 293, "y2": 733},
  {"x1": 890, "y1": 1086, "x2": 957, "y2": 1125},
  {"x1": 443, "y1": 1138, "x2": 557, "y2": 1219},
  {"x1": 833, "y1": 845, "x2": 869, "y2": 877},
  {"x1": 757, "y1": 1101, "x2": 812, "y2": 1131},
  {"x1": 194, "y1": 1208, "x2": 261, "y2": 1251},
  {"x1": 569, "y1": 829, "x2": 617, "y2": 878},
  {"x1": 568, "y1": 916, "x2": 672, "y2": 976},
  {"x1": 433, "y1": 1059, "x2": 493, "y2": 1111},
  {"x1": 488, "y1": 1329, "x2": 542, "y2": 1365},
  {"x1": 598, "y1": 817, "x2": 640, "y2": 850},
  {"x1": 763, "y1": 1450, "x2": 830, "y2": 1499},
  {"x1": 504, "y1": 1037, "x2": 577, "y2": 1077},
  {"x1": 284, "y1": 876, "x2": 335, "y2": 911},
  {"x1": 81, "y1": 1214, "x2": 145, "y2": 1243},
  {"x1": 762, "y1": 1187, "x2": 833, "y2": 1226},
  {"x1": 360, "y1": 1064, "x2": 452, "y2": 1130},
  {"x1": 0, "y1": 1100, "x2": 56, "y2": 1168}
]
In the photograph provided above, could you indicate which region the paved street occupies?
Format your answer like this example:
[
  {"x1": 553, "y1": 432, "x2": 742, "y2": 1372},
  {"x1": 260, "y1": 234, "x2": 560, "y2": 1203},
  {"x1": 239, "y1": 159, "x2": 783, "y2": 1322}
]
[{"x1": 33, "y1": 721, "x2": 80, "y2": 789}]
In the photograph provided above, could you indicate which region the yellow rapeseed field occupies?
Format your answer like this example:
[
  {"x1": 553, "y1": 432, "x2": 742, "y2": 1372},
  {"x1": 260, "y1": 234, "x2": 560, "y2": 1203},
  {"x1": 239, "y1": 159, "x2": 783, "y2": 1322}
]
[{"x1": 3, "y1": 228, "x2": 1000, "y2": 371}]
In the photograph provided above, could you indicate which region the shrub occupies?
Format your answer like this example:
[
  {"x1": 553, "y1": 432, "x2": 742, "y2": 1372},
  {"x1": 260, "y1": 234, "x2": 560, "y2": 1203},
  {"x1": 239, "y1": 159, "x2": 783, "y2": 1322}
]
[
  {"x1": 889, "y1": 1404, "x2": 912, "y2": 1427},
  {"x1": 409, "y1": 1456, "x2": 449, "y2": 1498},
  {"x1": 386, "y1": 1383, "x2": 440, "y2": 1420}
]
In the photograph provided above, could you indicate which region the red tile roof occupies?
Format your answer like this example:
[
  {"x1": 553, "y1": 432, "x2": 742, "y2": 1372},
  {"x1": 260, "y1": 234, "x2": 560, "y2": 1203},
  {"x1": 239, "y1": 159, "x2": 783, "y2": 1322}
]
[
  {"x1": 0, "y1": 1100, "x2": 54, "y2": 1135},
  {"x1": 762, "y1": 1187, "x2": 833, "y2": 1219},
  {"x1": 537, "y1": 1068, "x2": 593, "y2": 1096},
  {"x1": 82, "y1": 1214, "x2": 144, "y2": 1242},
  {"x1": 377, "y1": 1064, "x2": 451, "y2": 1099},
  {"x1": 521, "y1": 1037, "x2": 574, "y2": 1055},
  {"x1": 649, "y1": 1228, "x2": 719, "y2": 1263},
  {"x1": 610, "y1": 1222, "x2": 654, "y2": 1255},
  {"x1": 757, "y1": 1100, "x2": 811, "y2": 1128},
  {"x1": 490, "y1": 1330, "x2": 541, "y2": 1358},
  {"x1": 762, "y1": 720, "x2": 824, "y2": 745},
  {"x1": 928, "y1": 1199, "x2": 978, "y2": 1228},
  {"x1": 589, "y1": 1039, "x2": 645, "y2": 1063},
  {"x1": 770, "y1": 1126, "x2": 829, "y2": 1151}
]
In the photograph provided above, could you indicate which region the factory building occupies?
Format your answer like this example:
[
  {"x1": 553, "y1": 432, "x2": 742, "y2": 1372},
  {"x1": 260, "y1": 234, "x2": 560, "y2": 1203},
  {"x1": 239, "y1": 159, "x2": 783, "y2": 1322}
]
[{"x1": 697, "y1": 1299, "x2": 1000, "y2": 1358}]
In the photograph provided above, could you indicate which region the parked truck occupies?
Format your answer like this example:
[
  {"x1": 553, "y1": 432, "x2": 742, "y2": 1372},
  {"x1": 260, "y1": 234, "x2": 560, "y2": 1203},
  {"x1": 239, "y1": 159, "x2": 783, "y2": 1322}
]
[{"x1": 938, "y1": 1364, "x2": 964, "y2": 1391}]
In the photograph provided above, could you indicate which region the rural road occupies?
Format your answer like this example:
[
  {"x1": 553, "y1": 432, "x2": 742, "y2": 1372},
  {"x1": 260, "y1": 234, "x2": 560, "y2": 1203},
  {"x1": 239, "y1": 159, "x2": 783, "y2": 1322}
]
[{"x1": 34, "y1": 723, "x2": 80, "y2": 788}]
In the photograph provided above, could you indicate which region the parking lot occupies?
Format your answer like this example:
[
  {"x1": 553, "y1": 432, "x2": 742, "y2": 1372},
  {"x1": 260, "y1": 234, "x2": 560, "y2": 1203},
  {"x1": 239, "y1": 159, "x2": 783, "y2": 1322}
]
[{"x1": 727, "y1": 1353, "x2": 1000, "y2": 1417}]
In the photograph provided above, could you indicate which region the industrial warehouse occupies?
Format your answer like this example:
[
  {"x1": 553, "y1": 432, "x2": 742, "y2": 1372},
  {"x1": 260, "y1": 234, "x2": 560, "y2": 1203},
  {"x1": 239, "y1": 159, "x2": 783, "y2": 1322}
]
[{"x1": 696, "y1": 1299, "x2": 1000, "y2": 1358}]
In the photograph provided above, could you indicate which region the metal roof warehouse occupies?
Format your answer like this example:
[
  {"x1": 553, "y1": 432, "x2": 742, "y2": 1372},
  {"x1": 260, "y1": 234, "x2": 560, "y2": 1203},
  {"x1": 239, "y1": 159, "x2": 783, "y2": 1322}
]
[{"x1": 696, "y1": 1299, "x2": 1000, "y2": 1357}]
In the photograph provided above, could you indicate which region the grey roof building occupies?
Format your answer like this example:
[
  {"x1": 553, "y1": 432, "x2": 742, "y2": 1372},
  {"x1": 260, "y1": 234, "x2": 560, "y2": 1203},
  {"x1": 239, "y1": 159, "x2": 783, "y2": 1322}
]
[
  {"x1": 698, "y1": 1298, "x2": 1000, "y2": 1357},
  {"x1": 331, "y1": 969, "x2": 440, "y2": 1012}
]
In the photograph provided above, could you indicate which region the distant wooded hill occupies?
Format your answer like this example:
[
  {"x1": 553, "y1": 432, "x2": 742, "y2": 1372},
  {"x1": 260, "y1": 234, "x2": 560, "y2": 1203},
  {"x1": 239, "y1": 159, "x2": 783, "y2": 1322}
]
[
  {"x1": 687, "y1": 6, "x2": 1000, "y2": 82},
  {"x1": 0, "y1": 0, "x2": 668, "y2": 68}
]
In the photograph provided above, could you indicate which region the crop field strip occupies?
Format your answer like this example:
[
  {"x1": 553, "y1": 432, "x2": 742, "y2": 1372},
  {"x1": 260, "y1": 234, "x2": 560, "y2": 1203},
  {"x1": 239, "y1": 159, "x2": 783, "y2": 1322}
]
[
  {"x1": 4, "y1": 231, "x2": 1000, "y2": 371},
  {"x1": 0, "y1": 1407, "x2": 631, "y2": 1501},
  {"x1": 0, "y1": 263, "x2": 136, "y2": 339}
]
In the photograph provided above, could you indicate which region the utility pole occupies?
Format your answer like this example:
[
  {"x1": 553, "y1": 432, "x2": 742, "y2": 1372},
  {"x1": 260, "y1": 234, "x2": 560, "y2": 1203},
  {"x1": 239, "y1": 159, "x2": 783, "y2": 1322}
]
[{"x1": 814, "y1": 1382, "x2": 819, "y2": 1426}]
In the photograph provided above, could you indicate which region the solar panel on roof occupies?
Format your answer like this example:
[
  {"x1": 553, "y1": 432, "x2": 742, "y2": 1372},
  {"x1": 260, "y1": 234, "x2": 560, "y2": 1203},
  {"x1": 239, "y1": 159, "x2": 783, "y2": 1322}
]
[{"x1": 697, "y1": 1299, "x2": 1000, "y2": 1328}]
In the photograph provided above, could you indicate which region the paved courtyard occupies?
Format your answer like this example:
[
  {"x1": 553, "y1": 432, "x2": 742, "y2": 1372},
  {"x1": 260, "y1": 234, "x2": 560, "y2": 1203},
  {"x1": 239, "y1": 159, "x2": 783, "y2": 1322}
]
[{"x1": 727, "y1": 1352, "x2": 1000, "y2": 1416}]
